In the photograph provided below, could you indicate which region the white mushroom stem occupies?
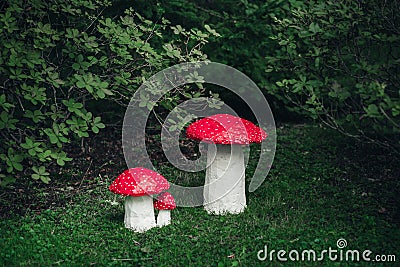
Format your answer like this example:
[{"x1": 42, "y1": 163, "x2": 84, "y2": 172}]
[
  {"x1": 203, "y1": 144, "x2": 246, "y2": 215},
  {"x1": 124, "y1": 195, "x2": 156, "y2": 232},
  {"x1": 156, "y1": 210, "x2": 171, "y2": 226}
]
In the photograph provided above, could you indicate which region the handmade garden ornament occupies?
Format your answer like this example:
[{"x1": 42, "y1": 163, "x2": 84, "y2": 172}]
[
  {"x1": 186, "y1": 114, "x2": 267, "y2": 214},
  {"x1": 153, "y1": 192, "x2": 176, "y2": 226},
  {"x1": 109, "y1": 167, "x2": 170, "y2": 232}
]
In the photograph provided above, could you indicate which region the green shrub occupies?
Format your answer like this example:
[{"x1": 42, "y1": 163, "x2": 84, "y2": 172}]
[
  {"x1": 0, "y1": 0, "x2": 210, "y2": 185},
  {"x1": 144, "y1": 0, "x2": 400, "y2": 149},
  {"x1": 266, "y1": 0, "x2": 400, "y2": 150}
]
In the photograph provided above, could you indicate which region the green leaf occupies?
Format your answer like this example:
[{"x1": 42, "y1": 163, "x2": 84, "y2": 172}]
[
  {"x1": 12, "y1": 162, "x2": 23, "y2": 171},
  {"x1": 92, "y1": 126, "x2": 99, "y2": 134},
  {"x1": 365, "y1": 104, "x2": 381, "y2": 118},
  {"x1": 139, "y1": 101, "x2": 147, "y2": 108},
  {"x1": 21, "y1": 137, "x2": 33, "y2": 149},
  {"x1": 40, "y1": 176, "x2": 51, "y2": 184},
  {"x1": 31, "y1": 166, "x2": 50, "y2": 183},
  {"x1": 96, "y1": 89, "x2": 105, "y2": 99},
  {"x1": 0, "y1": 94, "x2": 14, "y2": 112},
  {"x1": 72, "y1": 63, "x2": 80, "y2": 70},
  {"x1": 102, "y1": 88, "x2": 113, "y2": 96},
  {"x1": 204, "y1": 24, "x2": 221, "y2": 37},
  {"x1": 76, "y1": 80, "x2": 86, "y2": 88},
  {"x1": 0, "y1": 175, "x2": 16, "y2": 187}
]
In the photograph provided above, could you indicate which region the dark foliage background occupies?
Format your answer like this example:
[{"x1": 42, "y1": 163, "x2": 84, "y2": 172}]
[{"x1": 1, "y1": 0, "x2": 399, "y2": 182}]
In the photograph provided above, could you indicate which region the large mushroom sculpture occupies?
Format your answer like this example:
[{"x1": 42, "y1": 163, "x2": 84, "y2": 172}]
[
  {"x1": 109, "y1": 167, "x2": 170, "y2": 232},
  {"x1": 186, "y1": 114, "x2": 267, "y2": 215},
  {"x1": 154, "y1": 192, "x2": 176, "y2": 227}
]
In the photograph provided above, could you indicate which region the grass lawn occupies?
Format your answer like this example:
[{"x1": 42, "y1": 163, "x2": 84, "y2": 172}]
[{"x1": 1, "y1": 124, "x2": 399, "y2": 266}]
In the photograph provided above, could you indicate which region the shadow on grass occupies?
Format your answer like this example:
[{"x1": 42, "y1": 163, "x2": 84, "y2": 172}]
[{"x1": 104, "y1": 210, "x2": 124, "y2": 224}]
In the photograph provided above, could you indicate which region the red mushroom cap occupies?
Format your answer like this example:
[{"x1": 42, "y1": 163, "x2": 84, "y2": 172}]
[
  {"x1": 186, "y1": 114, "x2": 267, "y2": 145},
  {"x1": 109, "y1": 167, "x2": 170, "y2": 197},
  {"x1": 153, "y1": 192, "x2": 176, "y2": 210}
]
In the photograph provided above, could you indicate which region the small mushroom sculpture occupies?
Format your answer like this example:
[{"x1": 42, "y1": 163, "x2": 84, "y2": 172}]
[
  {"x1": 109, "y1": 167, "x2": 170, "y2": 232},
  {"x1": 153, "y1": 192, "x2": 176, "y2": 227},
  {"x1": 186, "y1": 114, "x2": 267, "y2": 215}
]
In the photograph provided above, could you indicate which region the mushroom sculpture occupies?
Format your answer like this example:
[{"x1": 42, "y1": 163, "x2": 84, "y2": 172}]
[
  {"x1": 186, "y1": 114, "x2": 267, "y2": 215},
  {"x1": 109, "y1": 167, "x2": 170, "y2": 232},
  {"x1": 154, "y1": 192, "x2": 176, "y2": 227}
]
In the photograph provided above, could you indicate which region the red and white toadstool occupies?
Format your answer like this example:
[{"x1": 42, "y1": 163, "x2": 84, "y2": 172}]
[
  {"x1": 186, "y1": 114, "x2": 267, "y2": 215},
  {"x1": 153, "y1": 192, "x2": 176, "y2": 226},
  {"x1": 109, "y1": 167, "x2": 170, "y2": 232}
]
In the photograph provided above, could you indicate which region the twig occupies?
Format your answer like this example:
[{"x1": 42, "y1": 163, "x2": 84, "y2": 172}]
[
  {"x1": 78, "y1": 159, "x2": 93, "y2": 190},
  {"x1": 112, "y1": 258, "x2": 152, "y2": 261}
]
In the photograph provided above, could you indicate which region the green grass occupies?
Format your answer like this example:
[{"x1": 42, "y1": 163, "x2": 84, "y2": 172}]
[{"x1": 1, "y1": 124, "x2": 399, "y2": 266}]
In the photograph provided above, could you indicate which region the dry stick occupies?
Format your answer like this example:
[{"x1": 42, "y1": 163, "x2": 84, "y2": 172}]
[
  {"x1": 78, "y1": 159, "x2": 93, "y2": 190},
  {"x1": 112, "y1": 258, "x2": 152, "y2": 261}
]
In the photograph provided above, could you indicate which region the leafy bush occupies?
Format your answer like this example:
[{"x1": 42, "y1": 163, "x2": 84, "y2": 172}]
[
  {"x1": 266, "y1": 0, "x2": 400, "y2": 150},
  {"x1": 127, "y1": 1, "x2": 310, "y2": 120},
  {"x1": 144, "y1": 0, "x2": 400, "y2": 150},
  {"x1": 0, "y1": 0, "x2": 211, "y2": 185}
]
